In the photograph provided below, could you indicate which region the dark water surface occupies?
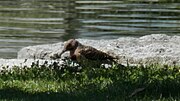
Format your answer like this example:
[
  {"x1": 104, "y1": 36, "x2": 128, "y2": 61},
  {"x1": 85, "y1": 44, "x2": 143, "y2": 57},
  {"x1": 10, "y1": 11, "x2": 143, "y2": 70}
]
[{"x1": 0, "y1": 0, "x2": 179, "y2": 58}]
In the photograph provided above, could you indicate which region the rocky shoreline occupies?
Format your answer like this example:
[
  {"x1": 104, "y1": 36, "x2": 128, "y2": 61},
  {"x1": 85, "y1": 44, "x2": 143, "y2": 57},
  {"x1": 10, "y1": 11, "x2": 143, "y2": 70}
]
[{"x1": 1, "y1": 34, "x2": 180, "y2": 68}]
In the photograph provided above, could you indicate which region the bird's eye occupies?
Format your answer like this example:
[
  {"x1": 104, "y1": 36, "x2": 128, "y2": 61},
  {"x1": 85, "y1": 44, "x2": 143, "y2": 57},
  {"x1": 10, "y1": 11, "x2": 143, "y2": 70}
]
[
  {"x1": 66, "y1": 44, "x2": 71, "y2": 48},
  {"x1": 68, "y1": 47, "x2": 74, "y2": 50},
  {"x1": 65, "y1": 43, "x2": 75, "y2": 50}
]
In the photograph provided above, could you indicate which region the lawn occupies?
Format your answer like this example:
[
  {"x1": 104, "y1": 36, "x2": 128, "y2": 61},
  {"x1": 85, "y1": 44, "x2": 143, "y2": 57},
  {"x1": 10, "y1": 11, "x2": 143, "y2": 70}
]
[{"x1": 0, "y1": 61, "x2": 180, "y2": 101}]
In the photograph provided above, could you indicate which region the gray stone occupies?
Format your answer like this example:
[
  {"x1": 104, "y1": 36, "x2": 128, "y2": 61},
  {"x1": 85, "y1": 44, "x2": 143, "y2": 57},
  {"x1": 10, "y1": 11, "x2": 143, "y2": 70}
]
[
  {"x1": 18, "y1": 42, "x2": 64, "y2": 59},
  {"x1": 17, "y1": 34, "x2": 180, "y2": 65}
]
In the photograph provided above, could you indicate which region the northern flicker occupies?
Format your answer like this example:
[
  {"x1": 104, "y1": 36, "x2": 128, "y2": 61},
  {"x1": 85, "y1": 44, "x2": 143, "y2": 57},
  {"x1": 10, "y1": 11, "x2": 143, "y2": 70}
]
[{"x1": 55, "y1": 39, "x2": 117, "y2": 68}]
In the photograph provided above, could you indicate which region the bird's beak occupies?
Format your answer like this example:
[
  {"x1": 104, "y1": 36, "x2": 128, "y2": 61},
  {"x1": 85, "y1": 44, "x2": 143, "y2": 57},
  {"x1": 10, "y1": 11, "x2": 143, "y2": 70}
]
[{"x1": 59, "y1": 49, "x2": 66, "y2": 57}]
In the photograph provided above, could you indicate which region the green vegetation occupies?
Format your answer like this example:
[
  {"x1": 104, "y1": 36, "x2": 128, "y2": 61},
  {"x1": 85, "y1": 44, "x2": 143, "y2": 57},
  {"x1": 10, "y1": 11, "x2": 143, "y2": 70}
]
[{"x1": 0, "y1": 62, "x2": 180, "y2": 101}]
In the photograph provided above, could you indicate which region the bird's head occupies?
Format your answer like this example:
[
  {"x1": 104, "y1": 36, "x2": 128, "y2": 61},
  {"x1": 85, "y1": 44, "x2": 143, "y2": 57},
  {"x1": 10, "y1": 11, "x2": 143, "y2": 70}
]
[{"x1": 59, "y1": 39, "x2": 79, "y2": 56}]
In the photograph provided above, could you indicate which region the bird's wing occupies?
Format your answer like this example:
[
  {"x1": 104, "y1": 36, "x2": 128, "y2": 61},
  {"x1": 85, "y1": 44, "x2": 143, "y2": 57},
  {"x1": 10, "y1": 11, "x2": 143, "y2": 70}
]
[{"x1": 78, "y1": 46, "x2": 116, "y2": 61}]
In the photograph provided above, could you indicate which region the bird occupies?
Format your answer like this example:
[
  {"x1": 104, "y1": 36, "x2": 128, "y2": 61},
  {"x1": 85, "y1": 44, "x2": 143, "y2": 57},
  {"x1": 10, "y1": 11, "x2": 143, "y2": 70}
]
[{"x1": 53, "y1": 39, "x2": 118, "y2": 68}]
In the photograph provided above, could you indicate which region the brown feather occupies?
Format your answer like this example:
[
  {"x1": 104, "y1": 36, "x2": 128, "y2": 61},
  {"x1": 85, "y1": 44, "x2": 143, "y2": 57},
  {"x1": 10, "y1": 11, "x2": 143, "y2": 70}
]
[{"x1": 79, "y1": 46, "x2": 116, "y2": 61}]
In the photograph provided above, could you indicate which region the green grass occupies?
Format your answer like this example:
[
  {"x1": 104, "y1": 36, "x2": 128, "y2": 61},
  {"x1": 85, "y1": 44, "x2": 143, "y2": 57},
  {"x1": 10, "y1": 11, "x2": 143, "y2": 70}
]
[{"x1": 0, "y1": 62, "x2": 180, "y2": 101}]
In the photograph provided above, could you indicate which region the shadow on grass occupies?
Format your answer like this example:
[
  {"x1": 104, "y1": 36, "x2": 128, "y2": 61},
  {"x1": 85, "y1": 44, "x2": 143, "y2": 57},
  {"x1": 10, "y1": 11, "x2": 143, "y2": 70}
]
[
  {"x1": 0, "y1": 87, "x2": 117, "y2": 101},
  {"x1": 0, "y1": 87, "x2": 77, "y2": 101},
  {"x1": 1, "y1": 64, "x2": 180, "y2": 100},
  {"x1": 1, "y1": 80, "x2": 180, "y2": 101}
]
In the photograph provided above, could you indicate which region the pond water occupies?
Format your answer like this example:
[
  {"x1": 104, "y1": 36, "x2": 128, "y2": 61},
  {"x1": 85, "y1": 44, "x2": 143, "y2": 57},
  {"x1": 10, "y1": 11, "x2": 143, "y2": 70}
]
[{"x1": 0, "y1": 0, "x2": 179, "y2": 58}]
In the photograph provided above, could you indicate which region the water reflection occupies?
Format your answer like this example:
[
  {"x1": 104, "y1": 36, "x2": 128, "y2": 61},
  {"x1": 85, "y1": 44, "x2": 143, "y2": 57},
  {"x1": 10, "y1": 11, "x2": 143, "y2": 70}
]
[{"x1": 0, "y1": 0, "x2": 179, "y2": 58}]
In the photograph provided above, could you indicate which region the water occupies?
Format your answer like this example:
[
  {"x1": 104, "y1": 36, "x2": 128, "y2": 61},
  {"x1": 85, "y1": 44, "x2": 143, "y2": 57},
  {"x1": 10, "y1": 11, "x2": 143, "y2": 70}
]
[{"x1": 0, "y1": 0, "x2": 179, "y2": 58}]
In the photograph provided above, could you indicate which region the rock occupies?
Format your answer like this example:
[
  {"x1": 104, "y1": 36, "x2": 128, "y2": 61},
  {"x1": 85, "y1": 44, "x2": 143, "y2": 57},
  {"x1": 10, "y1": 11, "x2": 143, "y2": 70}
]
[
  {"x1": 17, "y1": 34, "x2": 180, "y2": 65},
  {"x1": 18, "y1": 42, "x2": 64, "y2": 59}
]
